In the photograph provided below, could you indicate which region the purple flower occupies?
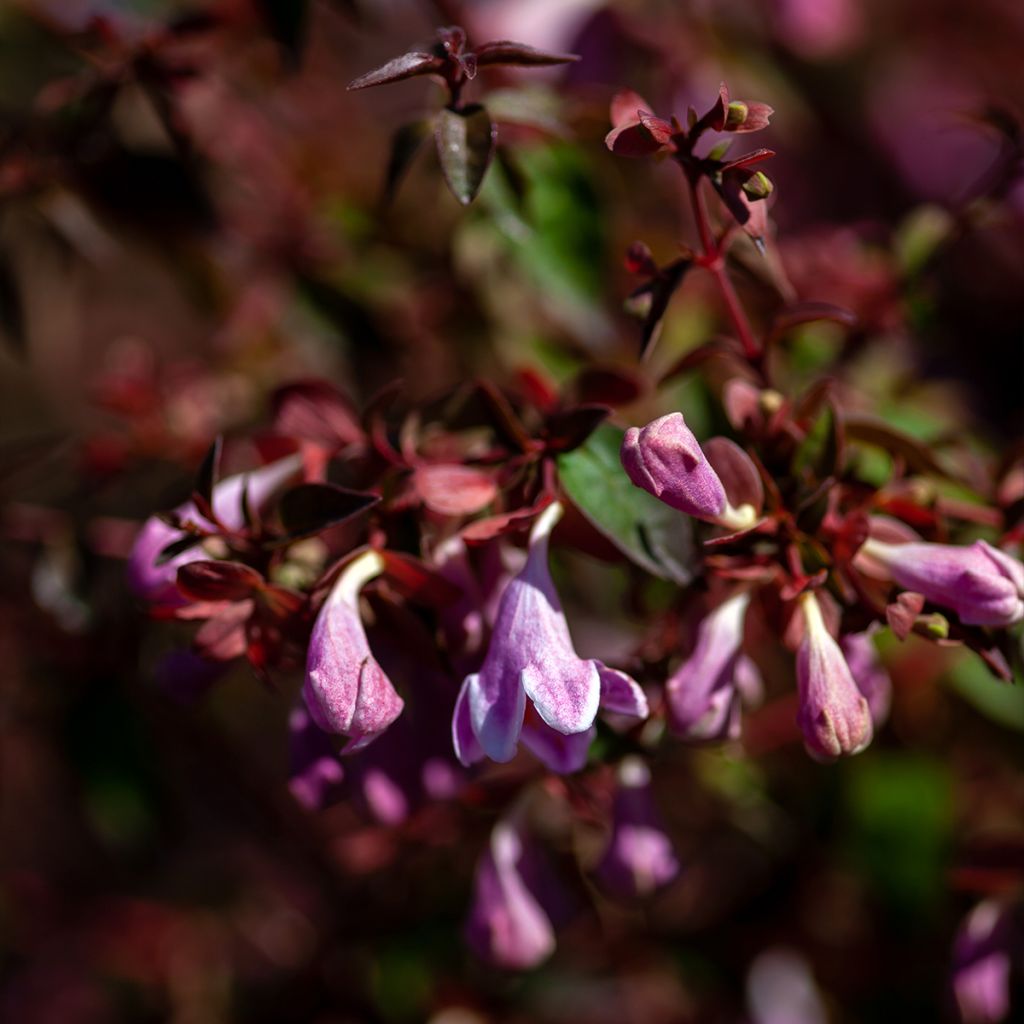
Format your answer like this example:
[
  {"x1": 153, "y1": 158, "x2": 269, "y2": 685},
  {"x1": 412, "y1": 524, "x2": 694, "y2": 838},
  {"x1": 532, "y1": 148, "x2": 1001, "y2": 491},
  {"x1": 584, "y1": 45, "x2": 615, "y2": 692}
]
[
  {"x1": 126, "y1": 453, "x2": 303, "y2": 605},
  {"x1": 666, "y1": 591, "x2": 754, "y2": 741},
  {"x1": 747, "y1": 948, "x2": 828, "y2": 1024},
  {"x1": 303, "y1": 550, "x2": 404, "y2": 753},
  {"x1": 841, "y1": 630, "x2": 891, "y2": 728},
  {"x1": 862, "y1": 537, "x2": 1024, "y2": 628},
  {"x1": 453, "y1": 502, "x2": 646, "y2": 765},
  {"x1": 465, "y1": 818, "x2": 556, "y2": 970},
  {"x1": 595, "y1": 757, "x2": 679, "y2": 900},
  {"x1": 796, "y1": 593, "x2": 873, "y2": 760},
  {"x1": 621, "y1": 413, "x2": 756, "y2": 530},
  {"x1": 952, "y1": 901, "x2": 1015, "y2": 1024},
  {"x1": 288, "y1": 702, "x2": 345, "y2": 811}
]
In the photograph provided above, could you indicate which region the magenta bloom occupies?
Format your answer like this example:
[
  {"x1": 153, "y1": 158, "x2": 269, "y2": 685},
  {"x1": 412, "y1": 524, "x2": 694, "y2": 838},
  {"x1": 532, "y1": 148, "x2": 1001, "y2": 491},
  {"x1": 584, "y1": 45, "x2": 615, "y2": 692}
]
[
  {"x1": 796, "y1": 593, "x2": 873, "y2": 760},
  {"x1": 303, "y1": 550, "x2": 404, "y2": 753},
  {"x1": 595, "y1": 757, "x2": 679, "y2": 900},
  {"x1": 126, "y1": 454, "x2": 303, "y2": 605},
  {"x1": 465, "y1": 818, "x2": 556, "y2": 971},
  {"x1": 453, "y1": 502, "x2": 644, "y2": 765},
  {"x1": 952, "y1": 901, "x2": 1015, "y2": 1024},
  {"x1": 862, "y1": 537, "x2": 1024, "y2": 628},
  {"x1": 666, "y1": 591, "x2": 755, "y2": 741},
  {"x1": 621, "y1": 413, "x2": 756, "y2": 530}
]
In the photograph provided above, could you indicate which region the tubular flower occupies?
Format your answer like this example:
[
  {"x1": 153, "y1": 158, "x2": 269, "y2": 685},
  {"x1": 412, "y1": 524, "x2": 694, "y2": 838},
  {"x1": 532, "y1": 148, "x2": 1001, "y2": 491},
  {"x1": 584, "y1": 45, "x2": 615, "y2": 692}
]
[
  {"x1": 452, "y1": 502, "x2": 643, "y2": 765},
  {"x1": 621, "y1": 413, "x2": 756, "y2": 530},
  {"x1": 666, "y1": 591, "x2": 754, "y2": 741},
  {"x1": 464, "y1": 818, "x2": 556, "y2": 971},
  {"x1": 841, "y1": 630, "x2": 891, "y2": 728},
  {"x1": 126, "y1": 453, "x2": 303, "y2": 606},
  {"x1": 303, "y1": 550, "x2": 404, "y2": 753},
  {"x1": 860, "y1": 537, "x2": 1024, "y2": 628},
  {"x1": 595, "y1": 757, "x2": 680, "y2": 900},
  {"x1": 796, "y1": 592, "x2": 873, "y2": 760}
]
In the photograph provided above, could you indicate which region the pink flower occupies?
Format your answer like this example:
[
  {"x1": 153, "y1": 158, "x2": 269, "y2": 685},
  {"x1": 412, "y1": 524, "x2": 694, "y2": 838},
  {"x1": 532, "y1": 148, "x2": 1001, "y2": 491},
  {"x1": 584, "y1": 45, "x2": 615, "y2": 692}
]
[
  {"x1": 952, "y1": 901, "x2": 1015, "y2": 1024},
  {"x1": 303, "y1": 550, "x2": 404, "y2": 753},
  {"x1": 796, "y1": 593, "x2": 873, "y2": 760},
  {"x1": 465, "y1": 818, "x2": 556, "y2": 970},
  {"x1": 666, "y1": 591, "x2": 757, "y2": 741},
  {"x1": 452, "y1": 502, "x2": 646, "y2": 765},
  {"x1": 861, "y1": 537, "x2": 1024, "y2": 628},
  {"x1": 621, "y1": 413, "x2": 757, "y2": 530},
  {"x1": 126, "y1": 454, "x2": 303, "y2": 605},
  {"x1": 595, "y1": 757, "x2": 679, "y2": 900}
]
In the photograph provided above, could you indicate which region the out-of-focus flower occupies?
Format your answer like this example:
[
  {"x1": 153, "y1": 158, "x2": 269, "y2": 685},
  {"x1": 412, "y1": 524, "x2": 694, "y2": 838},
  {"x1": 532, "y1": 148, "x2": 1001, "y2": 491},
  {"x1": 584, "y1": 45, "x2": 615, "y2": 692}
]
[
  {"x1": 465, "y1": 817, "x2": 556, "y2": 970},
  {"x1": 288, "y1": 703, "x2": 345, "y2": 811},
  {"x1": 841, "y1": 630, "x2": 891, "y2": 728},
  {"x1": 796, "y1": 592, "x2": 873, "y2": 760},
  {"x1": 452, "y1": 502, "x2": 644, "y2": 765},
  {"x1": 666, "y1": 591, "x2": 755, "y2": 741},
  {"x1": 747, "y1": 948, "x2": 828, "y2": 1024},
  {"x1": 773, "y1": 0, "x2": 864, "y2": 60},
  {"x1": 952, "y1": 901, "x2": 1015, "y2": 1024},
  {"x1": 303, "y1": 550, "x2": 404, "y2": 753},
  {"x1": 861, "y1": 537, "x2": 1024, "y2": 628},
  {"x1": 126, "y1": 454, "x2": 303, "y2": 606},
  {"x1": 621, "y1": 413, "x2": 757, "y2": 530},
  {"x1": 595, "y1": 757, "x2": 679, "y2": 900}
]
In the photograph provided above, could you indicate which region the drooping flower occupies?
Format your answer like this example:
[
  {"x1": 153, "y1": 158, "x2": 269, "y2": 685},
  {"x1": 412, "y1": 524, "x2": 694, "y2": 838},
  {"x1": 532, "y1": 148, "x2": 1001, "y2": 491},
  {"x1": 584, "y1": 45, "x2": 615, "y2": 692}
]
[
  {"x1": 303, "y1": 550, "x2": 404, "y2": 753},
  {"x1": 666, "y1": 591, "x2": 755, "y2": 741},
  {"x1": 796, "y1": 592, "x2": 873, "y2": 760},
  {"x1": 952, "y1": 900, "x2": 1015, "y2": 1024},
  {"x1": 841, "y1": 630, "x2": 892, "y2": 728},
  {"x1": 126, "y1": 453, "x2": 303, "y2": 606},
  {"x1": 621, "y1": 413, "x2": 757, "y2": 530},
  {"x1": 452, "y1": 502, "x2": 645, "y2": 765},
  {"x1": 860, "y1": 537, "x2": 1024, "y2": 628},
  {"x1": 595, "y1": 757, "x2": 679, "y2": 900},
  {"x1": 464, "y1": 817, "x2": 557, "y2": 971}
]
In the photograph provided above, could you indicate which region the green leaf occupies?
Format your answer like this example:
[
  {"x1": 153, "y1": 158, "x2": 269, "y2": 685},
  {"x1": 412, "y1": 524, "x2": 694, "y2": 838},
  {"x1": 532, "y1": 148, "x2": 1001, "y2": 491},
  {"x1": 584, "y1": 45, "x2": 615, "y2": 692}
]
[
  {"x1": 435, "y1": 104, "x2": 496, "y2": 205},
  {"x1": 947, "y1": 648, "x2": 1024, "y2": 731},
  {"x1": 557, "y1": 423, "x2": 696, "y2": 584}
]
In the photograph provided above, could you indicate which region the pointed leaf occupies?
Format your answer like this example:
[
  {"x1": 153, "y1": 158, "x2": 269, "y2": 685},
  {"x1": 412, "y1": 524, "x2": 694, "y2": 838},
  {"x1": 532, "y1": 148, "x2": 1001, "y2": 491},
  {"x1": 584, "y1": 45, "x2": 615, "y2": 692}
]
[
  {"x1": 194, "y1": 435, "x2": 222, "y2": 512},
  {"x1": 348, "y1": 51, "x2": 444, "y2": 91},
  {"x1": 155, "y1": 531, "x2": 206, "y2": 566},
  {"x1": 475, "y1": 41, "x2": 579, "y2": 67},
  {"x1": 178, "y1": 560, "x2": 264, "y2": 602},
  {"x1": 435, "y1": 104, "x2": 496, "y2": 205},
  {"x1": 558, "y1": 423, "x2": 696, "y2": 584},
  {"x1": 382, "y1": 120, "x2": 431, "y2": 203},
  {"x1": 276, "y1": 483, "x2": 378, "y2": 542}
]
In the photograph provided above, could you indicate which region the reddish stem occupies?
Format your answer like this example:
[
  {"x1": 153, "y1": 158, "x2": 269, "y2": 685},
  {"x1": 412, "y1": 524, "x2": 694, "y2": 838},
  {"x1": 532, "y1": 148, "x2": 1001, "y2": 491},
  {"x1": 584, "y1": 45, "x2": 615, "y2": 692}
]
[{"x1": 687, "y1": 175, "x2": 761, "y2": 363}]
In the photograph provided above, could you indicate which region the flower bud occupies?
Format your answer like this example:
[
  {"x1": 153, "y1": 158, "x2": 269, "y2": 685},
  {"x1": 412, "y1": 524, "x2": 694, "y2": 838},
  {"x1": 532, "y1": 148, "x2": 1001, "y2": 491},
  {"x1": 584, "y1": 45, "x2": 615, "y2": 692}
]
[
  {"x1": 303, "y1": 550, "x2": 404, "y2": 752},
  {"x1": 862, "y1": 538, "x2": 1024, "y2": 628},
  {"x1": 725, "y1": 100, "x2": 750, "y2": 129},
  {"x1": 742, "y1": 170, "x2": 774, "y2": 199},
  {"x1": 595, "y1": 757, "x2": 679, "y2": 900},
  {"x1": 621, "y1": 413, "x2": 727, "y2": 520},
  {"x1": 796, "y1": 593, "x2": 873, "y2": 760}
]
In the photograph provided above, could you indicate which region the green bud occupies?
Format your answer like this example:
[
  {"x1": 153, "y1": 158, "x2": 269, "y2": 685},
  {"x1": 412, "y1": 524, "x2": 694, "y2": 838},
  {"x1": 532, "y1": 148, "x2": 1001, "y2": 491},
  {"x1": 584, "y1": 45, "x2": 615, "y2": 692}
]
[
  {"x1": 724, "y1": 100, "x2": 749, "y2": 130},
  {"x1": 741, "y1": 171, "x2": 773, "y2": 199},
  {"x1": 922, "y1": 614, "x2": 950, "y2": 640}
]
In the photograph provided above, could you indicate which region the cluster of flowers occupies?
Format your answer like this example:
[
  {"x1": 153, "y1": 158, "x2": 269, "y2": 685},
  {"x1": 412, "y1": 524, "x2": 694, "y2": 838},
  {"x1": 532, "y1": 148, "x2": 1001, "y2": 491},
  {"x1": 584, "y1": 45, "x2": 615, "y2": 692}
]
[{"x1": 125, "y1": 61, "x2": 1024, "y2": 974}]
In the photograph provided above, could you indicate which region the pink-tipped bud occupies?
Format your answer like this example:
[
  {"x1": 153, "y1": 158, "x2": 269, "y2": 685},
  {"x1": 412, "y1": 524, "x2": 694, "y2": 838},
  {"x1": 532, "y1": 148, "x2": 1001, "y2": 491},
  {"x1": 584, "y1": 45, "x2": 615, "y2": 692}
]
[
  {"x1": 621, "y1": 413, "x2": 728, "y2": 520},
  {"x1": 796, "y1": 593, "x2": 873, "y2": 760},
  {"x1": 303, "y1": 550, "x2": 404, "y2": 753}
]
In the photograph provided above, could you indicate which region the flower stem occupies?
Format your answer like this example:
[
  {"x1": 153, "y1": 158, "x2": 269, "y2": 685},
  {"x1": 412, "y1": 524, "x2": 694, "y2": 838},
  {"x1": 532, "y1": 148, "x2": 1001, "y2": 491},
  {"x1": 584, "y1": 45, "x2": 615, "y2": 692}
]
[{"x1": 687, "y1": 175, "x2": 761, "y2": 363}]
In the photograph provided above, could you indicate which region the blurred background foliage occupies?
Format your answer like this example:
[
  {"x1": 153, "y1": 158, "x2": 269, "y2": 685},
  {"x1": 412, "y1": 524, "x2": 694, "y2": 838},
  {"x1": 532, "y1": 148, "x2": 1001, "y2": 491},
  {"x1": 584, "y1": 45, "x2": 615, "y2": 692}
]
[{"x1": 1, "y1": 0, "x2": 1023, "y2": 1021}]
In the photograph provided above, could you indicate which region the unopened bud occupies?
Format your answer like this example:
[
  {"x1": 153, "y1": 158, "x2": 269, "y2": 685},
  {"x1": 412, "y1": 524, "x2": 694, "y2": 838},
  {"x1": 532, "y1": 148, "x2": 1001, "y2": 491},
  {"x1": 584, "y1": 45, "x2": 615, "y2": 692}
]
[
  {"x1": 741, "y1": 171, "x2": 773, "y2": 199},
  {"x1": 922, "y1": 614, "x2": 950, "y2": 639},
  {"x1": 725, "y1": 101, "x2": 749, "y2": 130}
]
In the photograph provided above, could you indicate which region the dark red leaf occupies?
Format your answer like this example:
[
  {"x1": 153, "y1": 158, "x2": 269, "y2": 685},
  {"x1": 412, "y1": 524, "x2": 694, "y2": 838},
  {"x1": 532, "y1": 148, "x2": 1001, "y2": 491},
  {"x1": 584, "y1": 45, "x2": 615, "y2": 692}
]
[
  {"x1": 475, "y1": 40, "x2": 579, "y2": 67},
  {"x1": 347, "y1": 51, "x2": 444, "y2": 91},
  {"x1": 414, "y1": 464, "x2": 498, "y2": 516},
  {"x1": 768, "y1": 302, "x2": 858, "y2": 344},
  {"x1": 272, "y1": 379, "x2": 363, "y2": 448},
  {"x1": 610, "y1": 89, "x2": 652, "y2": 129},
  {"x1": 193, "y1": 600, "x2": 253, "y2": 661},
  {"x1": 276, "y1": 483, "x2": 379, "y2": 542},
  {"x1": 605, "y1": 120, "x2": 667, "y2": 157},
  {"x1": 704, "y1": 437, "x2": 764, "y2": 513},
  {"x1": 476, "y1": 380, "x2": 534, "y2": 453},
  {"x1": 380, "y1": 550, "x2": 464, "y2": 606},
  {"x1": 886, "y1": 591, "x2": 926, "y2": 641},
  {"x1": 544, "y1": 405, "x2": 610, "y2": 453},
  {"x1": 193, "y1": 435, "x2": 222, "y2": 513},
  {"x1": 572, "y1": 367, "x2": 644, "y2": 406},
  {"x1": 843, "y1": 416, "x2": 953, "y2": 479},
  {"x1": 178, "y1": 560, "x2": 264, "y2": 602},
  {"x1": 435, "y1": 104, "x2": 496, "y2": 205}
]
